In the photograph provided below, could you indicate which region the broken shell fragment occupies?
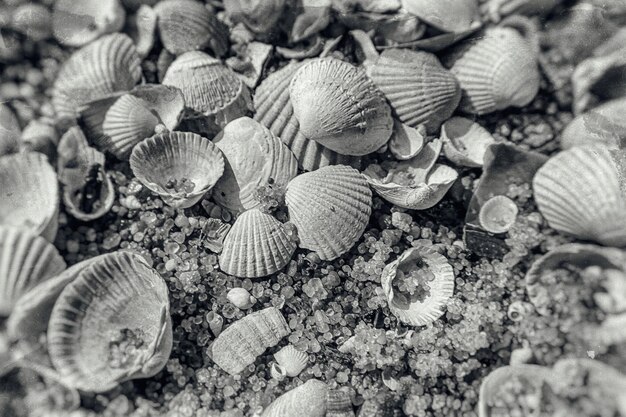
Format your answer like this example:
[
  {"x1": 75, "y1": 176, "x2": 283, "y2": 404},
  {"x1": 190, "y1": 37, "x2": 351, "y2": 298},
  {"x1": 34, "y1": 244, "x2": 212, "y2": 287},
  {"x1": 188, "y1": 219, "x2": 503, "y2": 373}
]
[
  {"x1": 326, "y1": 389, "x2": 355, "y2": 417},
  {"x1": 560, "y1": 97, "x2": 626, "y2": 150},
  {"x1": 441, "y1": 117, "x2": 495, "y2": 167},
  {"x1": 224, "y1": 0, "x2": 286, "y2": 36},
  {"x1": 401, "y1": 0, "x2": 480, "y2": 32},
  {"x1": 478, "y1": 195, "x2": 518, "y2": 234},
  {"x1": 227, "y1": 288, "x2": 256, "y2": 309},
  {"x1": 201, "y1": 218, "x2": 231, "y2": 253},
  {"x1": 273, "y1": 345, "x2": 308, "y2": 377},
  {"x1": 388, "y1": 121, "x2": 425, "y2": 161},
  {"x1": 52, "y1": 0, "x2": 125, "y2": 47},
  {"x1": 261, "y1": 379, "x2": 328, "y2": 417}
]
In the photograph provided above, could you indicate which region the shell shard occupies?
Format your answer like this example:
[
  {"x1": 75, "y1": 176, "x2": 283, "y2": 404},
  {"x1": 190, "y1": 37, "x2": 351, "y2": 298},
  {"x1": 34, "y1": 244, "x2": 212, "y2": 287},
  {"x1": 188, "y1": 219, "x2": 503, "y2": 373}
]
[
  {"x1": 388, "y1": 121, "x2": 425, "y2": 161},
  {"x1": 52, "y1": 0, "x2": 125, "y2": 47},
  {"x1": 273, "y1": 345, "x2": 308, "y2": 377},
  {"x1": 401, "y1": 0, "x2": 480, "y2": 32},
  {"x1": 441, "y1": 116, "x2": 495, "y2": 167},
  {"x1": 478, "y1": 196, "x2": 518, "y2": 234},
  {"x1": 210, "y1": 307, "x2": 290, "y2": 375},
  {"x1": 261, "y1": 379, "x2": 328, "y2": 417},
  {"x1": 285, "y1": 165, "x2": 372, "y2": 261},
  {"x1": 560, "y1": 97, "x2": 626, "y2": 150},
  {"x1": 224, "y1": 0, "x2": 286, "y2": 35}
]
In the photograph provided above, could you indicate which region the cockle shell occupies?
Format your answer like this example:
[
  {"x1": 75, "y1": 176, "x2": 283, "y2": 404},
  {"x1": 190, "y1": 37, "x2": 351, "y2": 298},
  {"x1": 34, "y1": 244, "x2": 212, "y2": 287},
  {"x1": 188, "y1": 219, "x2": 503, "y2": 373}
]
[
  {"x1": 0, "y1": 226, "x2": 66, "y2": 317},
  {"x1": 0, "y1": 152, "x2": 59, "y2": 241},
  {"x1": 47, "y1": 251, "x2": 172, "y2": 392},
  {"x1": 11, "y1": 3, "x2": 52, "y2": 41},
  {"x1": 261, "y1": 379, "x2": 328, "y2": 417},
  {"x1": 224, "y1": 0, "x2": 286, "y2": 36},
  {"x1": 532, "y1": 145, "x2": 626, "y2": 246},
  {"x1": 560, "y1": 97, "x2": 626, "y2": 150},
  {"x1": 52, "y1": 0, "x2": 125, "y2": 47},
  {"x1": 130, "y1": 131, "x2": 225, "y2": 208},
  {"x1": 154, "y1": 0, "x2": 228, "y2": 56},
  {"x1": 273, "y1": 345, "x2": 308, "y2": 377},
  {"x1": 289, "y1": 57, "x2": 393, "y2": 156},
  {"x1": 401, "y1": 0, "x2": 480, "y2": 32},
  {"x1": 326, "y1": 389, "x2": 355, "y2": 417},
  {"x1": 219, "y1": 209, "x2": 297, "y2": 278},
  {"x1": 227, "y1": 288, "x2": 256, "y2": 309},
  {"x1": 210, "y1": 307, "x2": 290, "y2": 375},
  {"x1": 388, "y1": 121, "x2": 425, "y2": 161},
  {"x1": 441, "y1": 117, "x2": 495, "y2": 167},
  {"x1": 285, "y1": 165, "x2": 372, "y2": 261},
  {"x1": 478, "y1": 195, "x2": 518, "y2": 234},
  {"x1": 213, "y1": 117, "x2": 298, "y2": 213},
  {"x1": 52, "y1": 33, "x2": 141, "y2": 121}
]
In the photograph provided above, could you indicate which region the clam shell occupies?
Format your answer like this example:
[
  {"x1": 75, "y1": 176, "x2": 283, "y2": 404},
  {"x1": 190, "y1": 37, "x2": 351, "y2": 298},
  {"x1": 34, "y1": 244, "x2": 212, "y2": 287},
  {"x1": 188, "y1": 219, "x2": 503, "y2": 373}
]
[
  {"x1": 154, "y1": 0, "x2": 228, "y2": 56},
  {"x1": 130, "y1": 131, "x2": 225, "y2": 208},
  {"x1": 388, "y1": 121, "x2": 425, "y2": 161},
  {"x1": 560, "y1": 97, "x2": 626, "y2": 150},
  {"x1": 326, "y1": 390, "x2": 355, "y2": 417},
  {"x1": 532, "y1": 145, "x2": 626, "y2": 246},
  {"x1": 0, "y1": 226, "x2": 66, "y2": 317},
  {"x1": 401, "y1": 0, "x2": 480, "y2": 32},
  {"x1": 441, "y1": 116, "x2": 495, "y2": 167},
  {"x1": 285, "y1": 165, "x2": 372, "y2": 261},
  {"x1": 273, "y1": 345, "x2": 308, "y2": 377},
  {"x1": 47, "y1": 251, "x2": 172, "y2": 392},
  {"x1": 0, "y1": 152, "x2": 59, "y2": 241},
  {"x1": 478, "y1": 195, "x2": 518, "y2": 234},
  {"x1": 224, "y1": 0, "x2": 286, "y2": 35},
  {"x1": 52, "y1": 0, "x2": 125, "y2": 47},
  {"x1": 219, "y1": 209, "x2": 297, "y2": 278},
  {"x1": 261, "y1": 379, "x2": 328, "y2": 417},
  {"x1": 289, "y1": 57, "x2": 393, "y2": 156},
  {"x1": 210, "y1": 307, "x2": 290, "y2": 375},
  {"x1": 213, "y1": 117, "x2": 298, "y2": 213},
  {"x1": 52, "y1": 33, "x2": 142, "y2": 121}
]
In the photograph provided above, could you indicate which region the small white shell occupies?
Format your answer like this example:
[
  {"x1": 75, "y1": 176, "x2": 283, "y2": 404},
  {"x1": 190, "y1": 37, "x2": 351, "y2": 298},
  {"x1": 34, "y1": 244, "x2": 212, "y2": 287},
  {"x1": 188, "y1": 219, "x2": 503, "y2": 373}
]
[
  {"x1": 52, "y1": 0, "x2": 125, "y2": 47},
  {"x1": 270, "y1": 362, "x2": 287, "y2": 381},
  {"x1": 273, "y1": 345, "x2": 308, "y2": 377},
  {"x1": 478, "y1": 195, "x2": 518, "y2": 234},
  {"x1": 206, "y1": 311, "x2": 224, "y2": 336},
  {"x1": 388, "y1": 121, "x2": 425, "y2": 161},
  {"x1": 227, "y1": 287, "x2": 256, "y2": 309},
  {"x1": 441, "y1": 117, "x2": 495, "y2": 167},
  {"x1": 261, "y1": 379, "x2": 328, "y2": 417}
]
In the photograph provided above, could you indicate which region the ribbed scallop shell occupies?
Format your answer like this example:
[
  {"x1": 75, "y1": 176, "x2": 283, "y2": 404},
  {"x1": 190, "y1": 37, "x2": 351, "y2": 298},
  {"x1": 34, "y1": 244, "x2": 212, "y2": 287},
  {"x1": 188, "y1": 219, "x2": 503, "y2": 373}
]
[
  {"x1": 478, "y1": 195, "x2": 518, "y2": 234},
  {"x1": 213, "y1": 117, "x2": 298, "y2": 213},
  {"x1": 130, "y1": 131, "x2": 225, "y2": 208},
  {"x1": 47, "y1": 251, "x2": 172, "y2": 392},
  {"x1": 154, "y1": 0, "x2": 228, "y2": 56},
  {"x1": 532, "y1": 146, "x2": 626, "y2": 246},
  {"x1": 560, "y1": 97, "x2": 626, "y2": 150},
  {"x1": 52, "y1": 33, "x2": 142, "y2": 121},
  {"x1": 401, "y1": 0, "x2": 480, "y2": 32},
  {"x1": 441, "y1": 116, "x2": 495, "y2": 167},
  {"x1": 52, "y1": 0, "x2": 125, "y2": 47},
  {"x1": 0, "y1": 152, "x2": 59, "y2": 241},
  {"x1": 253, "y1": 60, "x2": 360, "y2": 171},
  {"x1": 327, "y1": 390, "x2": 355, "y2": 417},
  {"x1": 285, "y1": 165, "x2": 372, "y2": 260},
  {"x1": 261, "y1": 379, "x2": 328, "y2": 417},
  {"x1": 0, "y1": 226, "x2": 66, "y2": 316},
  {"x1": 273, "y1": 344, "x2": 308, "y2": 377},
  {"x1": 367, "y1": 48, "x2": 461, "y2": 134},
  {"x1": 289, "y1": 57, "x2": 393, "y2": 156},
  {"x1": 210, "y1": 307, "x2": 290, "y2": 375}
]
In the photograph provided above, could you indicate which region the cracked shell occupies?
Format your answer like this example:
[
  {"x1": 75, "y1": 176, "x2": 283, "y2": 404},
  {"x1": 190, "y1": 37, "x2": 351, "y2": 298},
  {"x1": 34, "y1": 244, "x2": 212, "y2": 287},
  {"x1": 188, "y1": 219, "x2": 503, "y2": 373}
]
[
  {"x1": 441, "y1": 116, "x2": 495, "y2": 167},
  {"x1": 401, "y1": 0, "x2": 480, "y2": 32},
  {"x1": 273, "y1": 344, "x2": 308, "y2": 377},
  {"x1": 261, "y1": 379, "x2": 328, "y2": 417},
  {"x1": 52, "y1": 0, "x2": 125, "y2": 47}
]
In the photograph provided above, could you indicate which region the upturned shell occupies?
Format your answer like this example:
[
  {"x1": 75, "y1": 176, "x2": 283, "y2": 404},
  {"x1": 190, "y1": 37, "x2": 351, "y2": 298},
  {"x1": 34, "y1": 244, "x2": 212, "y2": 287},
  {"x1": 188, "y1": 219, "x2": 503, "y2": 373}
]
[
  {"x1": 388, "y1": 121, "x2": 425, "y2": 161},
  {"x1": 224, "y1": 0, "x2": 286, "y2": 35},
  {"x1": 289, "y1": 57, "x2": 393, "y2": 156},
  {"x1": 52, "y1": 33, "x2": 142, "y2": 121},
  {"x1": 213, "y1": 117, "x2": 298, "y2": 213},
  {"x1": 219, "y1": 209, "x2": 297, "y2": 278},
  {"x1": 210, "y1": 307, "x2": 290, "y2": 375},
  {"x1": 532, "y1": 145, "x2": 626, "y2": 246},
  {"x1": 154, "y1": 0, "x2": 228, "y2": 56},
  {"x1": 0, "y1": 226, "x2": 66, "y2": 317},
  {"x1": 478, "y1": 195, "x2": 518, "y2": 234},
  {"x1": 52, "y1": 0, "x2": 125, "y2": 47},
  {"x1": 401, "y1": 0, "x2": 480, "y2": 32},
  {"x1": 285, "y1": 165, "x2": 372, "y2": 261},
  {"x1": 261, "y1": 379, "x2": 328, "y2": 417},
  {"x1": 273, "y1": 345, "x2": 308, "y2": 377},
  {"x1": 227, "y1": 287, "x2": 256, "y2": 309},
  {"x1": 560, "y1": 97, "x2": 626, "y2": 150},
  {"x1": 47, "y1": 251, "x2": 172, "y2": 392},
  {"x1": 130, "y1": 131, "x2": 225, "y2": 208},
  {"x1": 0, "y1": 152, "x2": 59, "y2": 241},
  {"x1": 441, "y1": 117, "x2": 495, "y2": 167}
]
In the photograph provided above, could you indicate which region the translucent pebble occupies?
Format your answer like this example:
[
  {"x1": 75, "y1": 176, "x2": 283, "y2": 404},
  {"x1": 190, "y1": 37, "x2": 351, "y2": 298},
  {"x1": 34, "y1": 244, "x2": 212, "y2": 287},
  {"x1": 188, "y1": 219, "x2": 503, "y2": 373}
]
[
  {"x1": 175, "y1": 214, "x2": 189, "y2": 228},
  {"x1": 141, "y1": 211, "x2": 158, "y2": 225},
  {"x1": 165, "y1": 242, "x2": 180, "y2": 254},
  {"x1": 165, "y1": 259, "x2": 178, "y2": 271},
  {"x1": 172, "y1": 232, "x2": 186, "y2": 244},
  {"x1": 102, "y1": 234, "x2": 121, "y2": 250}
]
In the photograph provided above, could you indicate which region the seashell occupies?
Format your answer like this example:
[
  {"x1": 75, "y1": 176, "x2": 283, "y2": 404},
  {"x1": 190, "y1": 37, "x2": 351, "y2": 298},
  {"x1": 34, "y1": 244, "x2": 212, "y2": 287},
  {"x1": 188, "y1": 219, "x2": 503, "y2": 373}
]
[
  {"x1": 269, "y1": 362, "x2": 287, "y2": 381},
  {"x1": 57, "y1": 127, "x2": 116, "y2": 221},
  {"x1": 560, "y1": 97, "x2": 626, "y2": 150},
  {"x1": 224, "y1": 0, "x2": 286, "y2": 36},
  {"x1": 227, "y1": 288, "x2": 256, "y2": 309},
  {"x1": 226, "y1": 41, "x2": 273, "y2": 89},
  {"x1": 133, "y1": 5, "x2": 157, "y2": 58},
  {"x1": 20, "y1": 118, "x2": 59, "y2": 160},
  {"x1": 206, "y1": 311, "x2": 224, "y2": 337},
  {"x1": 52, "y1": 33, "x2": 142, "y2": 121},
  {"x1": 289, "y1": 0, "x2": 332, "y2": 44},
  {"x1": 201, "y1": 218, "x2": 231, "y2": 253},
  {"x1": 481, "y1": 0, "x2": 561, "y2": 23},
  {"x1": 11, "y1": 3, "x2": 52, "y2": 41},
  {"x1": 0, "y1": 226, "x2": 66, "y2": 317},
  {"x1": 0, "y1": 152, "x2": 59, "y2": 241},
  {"x1": 0, "y1": 103, "x2": 21, "y2": 156},
  {"x1": 441, "y1": 117, "x2": 495, "y2": 167},
  {"x1": 401, "y1": 0, "x2": 480, "y2": 32},
  {"x1": 289, "y1": 57, "x2": 393, "y2": 156},
  {"x1": 213, "y1": 117, "x2": 298, "y2": 213},
  {"x1": 532, "y1": 145, "x2": 626, "y2": 246},
  {"x1": 130, "y1": 131, "x2": 225, "y2": 208},
  {"x1": 273, "y1": 345, "x2": 308, "y2": 377},
  {"x1": 261, "y1": 379, "x2": 328, "y2": 417},
  {"x1": 388, "y1": 121, "x2": 425, "y2": 161},
  {"x1": 285, "y1": 165, "x2": 372, "y2": 260},
  {"x1": 478, "y1": 195, "x2": 518, "y2": 234},
  {"x1": 364, "y1": 139, "x2": 458, "y2": 210},
  {"x1": 154, "y1": 0, "x2": 228, "y2": 56},
  {"x1": 210, "y1": 307, "x2": 290, "y2": 375},
  {"x1": 219, "y1": 209, "x2": 297, "y2": 278},
  {"x1": 47, "y1": 251, "x2": 172, "y2": 392},
  {"x1": 595, "y1": 312, "x2": 626, "y2": 347},
  {"x1": 52, "y1": 0, "x2": 125, "y2": 47},
  {"x1": 326, "y1": 389, "x2": 355, "y2": 417}
]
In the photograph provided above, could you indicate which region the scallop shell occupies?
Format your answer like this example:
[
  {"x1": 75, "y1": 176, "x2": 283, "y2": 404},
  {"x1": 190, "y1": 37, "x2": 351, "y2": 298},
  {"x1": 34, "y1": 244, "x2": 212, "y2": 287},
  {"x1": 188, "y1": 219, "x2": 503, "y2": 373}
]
[
  {"x1": 52, "y1": 33, "x2": 142, "y2": 121},
  {"x1": 224, "y1": 0, "x2": 286, "y2": 35},
  {"x1": 560, "y1": 97, "x2": 626, "y2": 150},
  {"x1": 52, "y1": 0, "x2": 125, "y2": 47},
  {"x1": 0, "y1": 226, "x2": 66, "y2": 317},
  {"x1": 227, "y1": 288, "x2": 256, "y2": 309},
  {"x1": 326, "y1": 390, "x2": 354, "y2": 417},
  {"x1": 47, "y1": 251, "x2": 172, "y2": 392},
  {"x1": 11, "y1": 3, "x2": 52, "y2": 41},
  {"x1": 154, "y1": 0, "x2": 228, "y2": 56},
  {"x1": 441, "y1": 117, "x2": 495, "y2": 167},
  {"x1": 285, "y1": 165, "x2": 372, "y2": 261},
  {"x1": 261, "y1": 379, "x2": 328, "y2": 417},
  {"x1": 210, "y1": 307, "x2": 290, "y2": 375},
  {"x1": 253, "y1": 60, "x2": 360, "y2": 171},
  {"x1": 478, "y1": 195, "x2": 518, "y2": 234},
  {"x1": 0, "y1": 152, "x2": 59, "y2": 241},
  {"x1": 213, "y1": 117, "x2": 298, "y2": 213},
  {"x1": 289, "y1": 57, "x2": 393, "y2": 156},
  {"x1": 273, "y1": 345, "x2": 308, "y2": 377},
  {"x1": 219, "y1": 209, "x2": 297, "y2": 278},
  {"x1": 130, "y1": 131, "x2": 225, "y2": 208},
  {"x1": 532, "y1": 145, "x2": 626, "y2": 246},
  {"x1": 401, "y1": 0, "x2": 479, "y2": 32}
]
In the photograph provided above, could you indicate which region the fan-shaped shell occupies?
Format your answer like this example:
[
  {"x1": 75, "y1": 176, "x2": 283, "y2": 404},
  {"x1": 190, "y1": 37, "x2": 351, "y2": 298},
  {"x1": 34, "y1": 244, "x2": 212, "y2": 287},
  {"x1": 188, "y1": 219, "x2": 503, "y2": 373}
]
[
  {"x1": 213, "y1": 117, "x2": 298, "y2": 213},
  {"x1": 224, "y1": 0, "x2": 286, "y2": 35},
  {"x1": 0, "y1": 152, "x2": 59, "y2": 241},
  {"x1": 402, "y1": 0, "x2": 479, "y2": 32},
  {"x1": 52, "y1": 0, "x2": 125, "y2": 47},
  {"x1": 273, "y1": 344, "x2": 308, "y2": 377},
  {"x1": 219, "y1": 209, "x2": 297, "y2": 278},
  {"x1": 154, "y1": 0, "x2": 228, "y2": 56},
  {"x1": 52, "y1": 33, "x2": 142, "y2": 121},
  {"x1": 289, "y1": 58, "x2": 393, "y2": 156},
  {"x1": 441, "y1": 117, "x2": 495, "y2": 167},
  {"x1": 130, "y1": 131, "x2": 225, "y2": 208},
  {"x1": 210, "y1": 307, "x2": 290, "y2": 375},
  {"x1": 532, "y1": 146, "x2": 626, "y2": 246},
  {"x1": 0, "y1": 226, "x2": 66, "y2": 317},
  {"x1": 478, "y1": 195, "x2": 518, "y2": 234},
  {"x1": 285, "y1": 165, "x2": 372, "y2": 261},
  {"x1": 560, "y1": 97, "x2": 626, "y2": 150},
  {"x1": 47, "y1": 251, "x2": 172, "y2": 392},
  {"x1": 261, "y1": 379, "x2": 328, "y2": 417}
]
